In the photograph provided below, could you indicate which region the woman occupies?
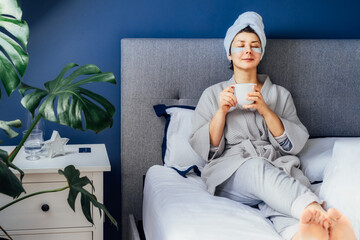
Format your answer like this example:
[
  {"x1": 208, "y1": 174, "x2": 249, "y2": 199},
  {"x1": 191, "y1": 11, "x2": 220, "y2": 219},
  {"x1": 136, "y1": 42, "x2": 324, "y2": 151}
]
[{"x1": 189, "y1": 11, "x2": 355, "y2": 240}]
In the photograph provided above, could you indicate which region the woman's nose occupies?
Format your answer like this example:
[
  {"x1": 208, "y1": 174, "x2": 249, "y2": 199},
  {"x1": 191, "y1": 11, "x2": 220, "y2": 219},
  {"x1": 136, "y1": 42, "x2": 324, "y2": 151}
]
[{"x1": 244, "y1": 45, "x2": 252, "y2": 54}]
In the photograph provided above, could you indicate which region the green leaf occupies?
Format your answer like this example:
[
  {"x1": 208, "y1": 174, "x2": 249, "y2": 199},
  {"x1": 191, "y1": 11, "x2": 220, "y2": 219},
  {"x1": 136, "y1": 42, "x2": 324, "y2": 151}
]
[
  {"x1": 0, "y1": 0, "x2": 22, "y2": 19},
  {"x1": 44, "y1": 63, "x2": 78, "y2": 92},
  {"x1": 0, "y1": 149, "x2": 25, "y2": 198},
  {"x1": 0, "y1": 32, "x2": 28, "y2": 76},
  {"x1": 0, "y1": 0, "x2": 29, "y2": 98},
  {"x1": 19, "y1": 63, "x2": 116, "y2": 133},
  {"x1": 0, "y1": 50, "x2": 20, "y2": 96},
  {"x1": 0, "y1": 119, "x2": 21, "y2": 138},
  {"x1": 20, "y1": 87, "x2": 48, "y2": 117},
  {"x1": 58, "y1": 165, "x2": 118, "y2": 229}
]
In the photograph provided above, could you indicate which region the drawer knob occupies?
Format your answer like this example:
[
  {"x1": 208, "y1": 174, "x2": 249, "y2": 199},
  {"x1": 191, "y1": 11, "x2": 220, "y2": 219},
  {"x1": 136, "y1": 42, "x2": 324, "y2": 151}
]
[{"x1": 41, "y1": 204, "x2": 50, "y2": 212}]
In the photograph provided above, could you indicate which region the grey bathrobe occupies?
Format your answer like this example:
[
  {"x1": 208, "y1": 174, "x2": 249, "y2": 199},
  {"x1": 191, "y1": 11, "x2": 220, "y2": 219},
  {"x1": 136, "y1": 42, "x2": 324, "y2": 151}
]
[{"x1": 189, "y1": 74, "x2": 310, "y2": 195}]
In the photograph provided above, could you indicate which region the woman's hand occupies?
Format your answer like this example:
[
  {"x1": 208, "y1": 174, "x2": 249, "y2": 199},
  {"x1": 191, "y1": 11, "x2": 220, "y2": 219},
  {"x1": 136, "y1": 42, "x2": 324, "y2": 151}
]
[
  {"x1": 219, "y1": 85, "x2": 237, "y2": 114},
  {"x1": 243, "y1": 85, "x2": 285, "y2": 137},
  {"x1": 242, "y1": 85, "x2": 271, "y2": 117}
]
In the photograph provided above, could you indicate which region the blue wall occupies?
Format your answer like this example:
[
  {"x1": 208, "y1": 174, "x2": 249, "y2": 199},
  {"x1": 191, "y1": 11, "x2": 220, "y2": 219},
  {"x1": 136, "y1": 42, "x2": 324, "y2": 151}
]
[{"x1": 1, "y1": 0, "x2": 359, "y2": 239}]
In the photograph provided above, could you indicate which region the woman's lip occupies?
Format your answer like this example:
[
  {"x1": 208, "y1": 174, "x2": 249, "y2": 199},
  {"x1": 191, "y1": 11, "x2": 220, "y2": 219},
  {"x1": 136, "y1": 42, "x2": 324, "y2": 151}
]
[{"x1": 242, "y1": 58, "x2": 253, "y2": 61}]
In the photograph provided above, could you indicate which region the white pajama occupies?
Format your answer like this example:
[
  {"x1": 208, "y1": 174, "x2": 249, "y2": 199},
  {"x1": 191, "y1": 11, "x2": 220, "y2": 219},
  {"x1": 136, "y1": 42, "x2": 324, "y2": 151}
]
[{"x1": 215, "y1": 158, "x2": 321, "y2": 240}]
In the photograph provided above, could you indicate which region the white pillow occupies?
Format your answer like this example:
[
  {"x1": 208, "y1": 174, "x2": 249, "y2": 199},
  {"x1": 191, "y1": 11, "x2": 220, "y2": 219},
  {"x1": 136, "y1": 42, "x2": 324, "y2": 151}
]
[
  {"x1": 298, "y1": 137, "x2": 355, "y2": 183},
  {"x1": 154, "y1": 104, "x2": 206, "y2": 170},
  {"x1": 319, "y1": 139, "x2": 360, "y2": 239},
  {"x1": 164, "y1": 107, "x2": 206, "y2": 168}
]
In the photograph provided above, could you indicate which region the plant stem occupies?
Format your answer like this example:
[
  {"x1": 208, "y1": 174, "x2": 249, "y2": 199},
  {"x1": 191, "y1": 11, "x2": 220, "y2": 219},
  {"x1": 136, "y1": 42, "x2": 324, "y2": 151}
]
[
  {"x1": 0, "y1": 186, "x2": 69, "y2": 212},
  {"x1": 8, "y1": 114, "x2": 42, "y2": 163},
  {"x1": 0, "y1": 225, "x2": 13, "y2": 240}
]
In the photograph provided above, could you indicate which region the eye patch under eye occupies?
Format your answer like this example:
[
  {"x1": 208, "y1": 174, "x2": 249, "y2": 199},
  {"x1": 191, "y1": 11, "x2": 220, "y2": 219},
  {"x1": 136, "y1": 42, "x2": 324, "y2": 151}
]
[{"x1": 231, "y1": 47, "x2": 262, "y2": 54}]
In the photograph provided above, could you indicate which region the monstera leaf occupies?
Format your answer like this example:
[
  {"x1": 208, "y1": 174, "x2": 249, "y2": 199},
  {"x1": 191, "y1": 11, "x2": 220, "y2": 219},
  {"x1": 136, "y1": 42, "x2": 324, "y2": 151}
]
[
  {"x1": 0, "y1": 119, "x2": 21, "y2": 138},
  {"x1": 59, "y1": 165, "x2": 118, "y2": 229},
  {"x1": 0, "y1": 149, "x2": 25, "y2": 199},
  {"x1": 0, "y1": 0, "x2": 29, "y2": 99},
  {"x1": 19, "y1": 63, "x2": 116, "y2": 133}
]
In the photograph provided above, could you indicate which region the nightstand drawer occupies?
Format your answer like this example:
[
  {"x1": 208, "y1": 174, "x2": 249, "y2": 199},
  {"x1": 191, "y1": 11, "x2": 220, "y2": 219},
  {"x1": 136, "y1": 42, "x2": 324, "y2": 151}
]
[
  {"x1": 6, "y1": 231, "x2": 92, "y2": 240},
  {"x1": 0, "y1": 181, "x2": 92, "y2": 230}
]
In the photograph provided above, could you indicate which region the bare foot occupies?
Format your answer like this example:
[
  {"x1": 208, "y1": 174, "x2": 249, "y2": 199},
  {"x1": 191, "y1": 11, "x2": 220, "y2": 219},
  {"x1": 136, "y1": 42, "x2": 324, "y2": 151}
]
[
  {"x1": 297, "y1": 208, "x2": 329, "y2": 240},
  {"x1": 328, "y1": 208, "x2": 356, "y2": 240},
  {"x1": 306, "y1": 202, "x2": 330, "y2": 229}
]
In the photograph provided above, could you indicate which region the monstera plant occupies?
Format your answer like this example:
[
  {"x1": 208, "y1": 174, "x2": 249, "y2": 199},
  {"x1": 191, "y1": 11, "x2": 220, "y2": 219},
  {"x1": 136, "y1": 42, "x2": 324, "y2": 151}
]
[{"x1": 0, "y1": 1, "x2": 117, "y2": 239}]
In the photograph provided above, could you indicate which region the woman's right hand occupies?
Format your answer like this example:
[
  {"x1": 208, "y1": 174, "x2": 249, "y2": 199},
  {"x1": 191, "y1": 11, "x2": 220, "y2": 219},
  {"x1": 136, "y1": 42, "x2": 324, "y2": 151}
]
[{"x1": 219, "y1": 85, "x2": 237, "y2": 114}]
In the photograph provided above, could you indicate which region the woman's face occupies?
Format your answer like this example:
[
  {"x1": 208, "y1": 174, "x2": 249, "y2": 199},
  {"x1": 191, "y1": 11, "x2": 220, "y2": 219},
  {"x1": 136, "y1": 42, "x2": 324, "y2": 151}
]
[{"x1": 228, "y1": 31, "x2": 262, "y2": 71}]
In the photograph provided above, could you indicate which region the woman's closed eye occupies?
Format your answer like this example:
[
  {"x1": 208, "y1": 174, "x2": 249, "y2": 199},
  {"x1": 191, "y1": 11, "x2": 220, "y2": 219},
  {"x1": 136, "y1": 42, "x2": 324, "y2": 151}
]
[{"x1": 231, "y1": 46, "x2": 262, "y2": 54}]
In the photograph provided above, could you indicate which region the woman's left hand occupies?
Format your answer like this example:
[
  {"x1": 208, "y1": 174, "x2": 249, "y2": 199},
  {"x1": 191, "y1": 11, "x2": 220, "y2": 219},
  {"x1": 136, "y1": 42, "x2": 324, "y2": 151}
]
[
  {"x1": 243, "y1": 85, "x2": 285, "y2": 137},
  {"x1": 242, "y1": 85, "x2": 271, "y2": 117}
]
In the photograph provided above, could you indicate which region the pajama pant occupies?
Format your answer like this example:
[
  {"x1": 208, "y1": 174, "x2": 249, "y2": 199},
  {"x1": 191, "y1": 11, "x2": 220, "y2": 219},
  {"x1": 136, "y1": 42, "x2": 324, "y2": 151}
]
[{"x1": 215, "y1": 157, "x2": 321, "y2": 240}]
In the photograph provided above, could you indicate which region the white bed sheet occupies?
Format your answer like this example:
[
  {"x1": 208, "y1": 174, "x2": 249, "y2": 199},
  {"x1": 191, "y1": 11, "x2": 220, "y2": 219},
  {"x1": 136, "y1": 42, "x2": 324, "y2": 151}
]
[{"x1": 143, "y1": 165, "x2": 284, "y2": 240}]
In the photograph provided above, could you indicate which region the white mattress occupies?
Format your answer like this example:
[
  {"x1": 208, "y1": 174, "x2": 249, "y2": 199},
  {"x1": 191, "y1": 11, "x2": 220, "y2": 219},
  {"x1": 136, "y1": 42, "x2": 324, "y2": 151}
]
[{"x1": 143, "y1": 165, "x2": 284, "y2": 240}]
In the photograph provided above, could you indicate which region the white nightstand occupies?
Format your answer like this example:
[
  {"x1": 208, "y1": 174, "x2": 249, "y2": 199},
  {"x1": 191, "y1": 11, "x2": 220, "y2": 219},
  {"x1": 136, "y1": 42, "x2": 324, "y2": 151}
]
[{"x1": 0, "y1": 144, "x2": 111, "y2": 240}]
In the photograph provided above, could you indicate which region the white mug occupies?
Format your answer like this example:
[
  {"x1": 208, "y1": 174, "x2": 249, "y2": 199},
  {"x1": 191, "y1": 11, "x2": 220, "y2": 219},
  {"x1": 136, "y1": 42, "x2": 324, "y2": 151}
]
[{"x1": 234, "y1": 83, "x2": 256, "y2": 107}]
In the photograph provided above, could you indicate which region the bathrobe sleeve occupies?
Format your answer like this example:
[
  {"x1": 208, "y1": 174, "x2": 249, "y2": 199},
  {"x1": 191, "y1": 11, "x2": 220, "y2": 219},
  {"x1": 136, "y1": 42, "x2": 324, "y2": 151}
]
[
  {"x1": 189, "y1": 87, "x2": 226, "y2": 162},
  {"x1": 268, "y1": 91, "x2": 309, "y2": 155}
]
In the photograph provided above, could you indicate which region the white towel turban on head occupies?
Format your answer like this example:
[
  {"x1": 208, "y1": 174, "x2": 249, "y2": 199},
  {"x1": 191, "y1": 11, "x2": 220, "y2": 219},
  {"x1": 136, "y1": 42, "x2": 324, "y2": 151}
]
[{"x1": 224, "y1": 11, "x2": 266, "y2": 60}]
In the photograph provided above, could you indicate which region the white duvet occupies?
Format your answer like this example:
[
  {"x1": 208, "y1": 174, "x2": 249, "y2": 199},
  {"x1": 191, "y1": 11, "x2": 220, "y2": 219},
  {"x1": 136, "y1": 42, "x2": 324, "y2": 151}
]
[
  {"x1": 143, "y1": 138, "x2": 360, "y2": 240},
  {"x1": 143, "y1": 165, "x2": 283, "y2": 240}
]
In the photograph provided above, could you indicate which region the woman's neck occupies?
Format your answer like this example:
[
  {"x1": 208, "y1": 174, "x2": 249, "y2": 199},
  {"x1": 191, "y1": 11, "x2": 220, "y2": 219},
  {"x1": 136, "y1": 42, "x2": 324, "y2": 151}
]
[{"x1": 233, "y1": 69, "x2": 258, "y2": 84}]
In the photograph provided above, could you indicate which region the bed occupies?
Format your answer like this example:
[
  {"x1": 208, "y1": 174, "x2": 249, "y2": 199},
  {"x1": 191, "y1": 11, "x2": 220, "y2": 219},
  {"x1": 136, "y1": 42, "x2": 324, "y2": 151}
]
[{"x1": 121, "y1": 38, "x2": 360, "y2": 240}]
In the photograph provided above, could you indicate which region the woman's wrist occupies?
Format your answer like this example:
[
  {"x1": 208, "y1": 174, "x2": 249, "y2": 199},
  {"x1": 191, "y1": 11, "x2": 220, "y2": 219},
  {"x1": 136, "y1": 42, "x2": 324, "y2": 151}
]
[
  {"x1": 210, "y1": 109, "x2": 227, "y2": 147},
  {"x1": 263, "y1": 109, "x2": 285, "y2": 137},
  {"x1": 259, "y1": 106, "x2": 273, "y2": 118},
  {"x1": 217, "y1": 107, "x2": 229, "y2": 116}
]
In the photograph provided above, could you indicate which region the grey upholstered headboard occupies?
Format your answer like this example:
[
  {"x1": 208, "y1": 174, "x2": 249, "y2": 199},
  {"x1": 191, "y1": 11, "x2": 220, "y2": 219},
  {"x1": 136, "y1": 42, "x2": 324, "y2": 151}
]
[{"x1": 121, "y1": 38, "x2": 360, "y2": 239}]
